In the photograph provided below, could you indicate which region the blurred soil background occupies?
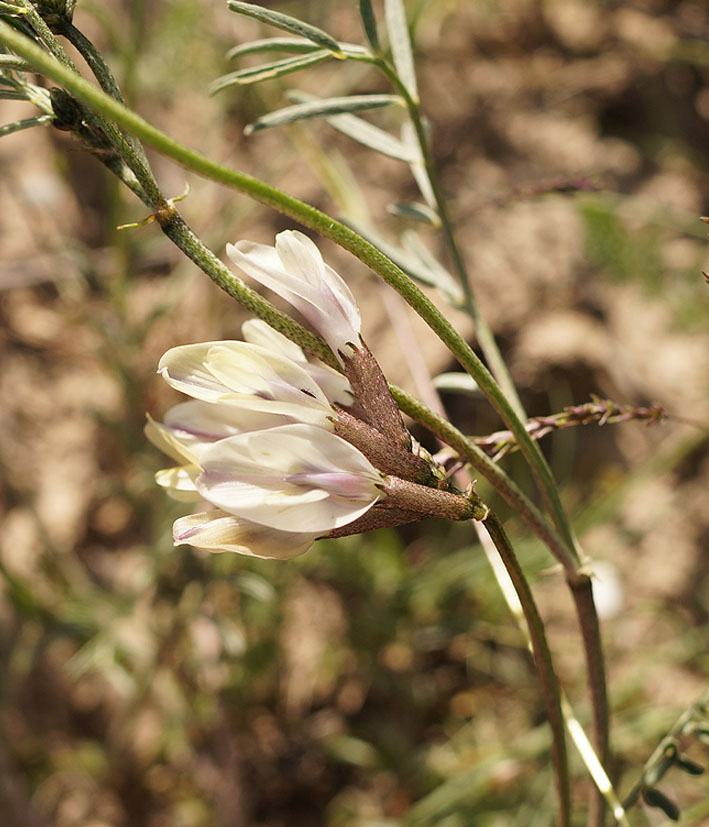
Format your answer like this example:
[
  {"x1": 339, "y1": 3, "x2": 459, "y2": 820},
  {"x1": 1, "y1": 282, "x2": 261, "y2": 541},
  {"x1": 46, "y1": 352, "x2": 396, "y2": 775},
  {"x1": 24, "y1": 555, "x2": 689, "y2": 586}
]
[{"x1": 0, "y1": 1, "x2": 708, "y2": 825}]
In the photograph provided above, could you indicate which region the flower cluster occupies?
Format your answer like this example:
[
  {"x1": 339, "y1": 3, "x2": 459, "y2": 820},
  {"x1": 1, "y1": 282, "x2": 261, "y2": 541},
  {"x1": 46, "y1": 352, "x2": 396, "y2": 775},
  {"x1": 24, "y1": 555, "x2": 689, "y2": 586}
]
[{"x1": 148, "y1": 231, "x2": 482, "y2": 559}]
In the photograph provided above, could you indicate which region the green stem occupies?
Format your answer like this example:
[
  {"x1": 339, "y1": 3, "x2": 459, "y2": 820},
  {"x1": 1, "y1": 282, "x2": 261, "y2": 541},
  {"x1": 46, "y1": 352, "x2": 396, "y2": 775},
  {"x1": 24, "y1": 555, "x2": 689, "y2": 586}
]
[
  {"x1": 0, "y1": 21, "x2": 581, "y2": 571},
  {"x1": 571, "y1": 577, "x2": 609, "y2": 827},
  {"x1": 16, "y1": 0, "x2": 160, "y2": 207},
  {"x1": 396, "y1": 381, "x2": 610, "y2": 822},
  {"x1": 482, "y1": 510, "x2": 571, "y2": 827},
  {"x1": 58, "y1": 20, "x2": 152, "y2": 172},
  {"x1": 27, "y1": 18, "x2": 330, "y2": 363}
]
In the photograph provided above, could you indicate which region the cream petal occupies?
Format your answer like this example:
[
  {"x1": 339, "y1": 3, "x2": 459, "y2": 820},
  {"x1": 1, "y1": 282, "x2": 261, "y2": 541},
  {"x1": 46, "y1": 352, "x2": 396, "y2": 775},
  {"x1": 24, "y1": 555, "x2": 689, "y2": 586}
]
[
  {"x1": 300, "y1": 363, "x2": 353, "y2": 407},
  {"x1": 145, "y1": 414, "x2": 200, "y2": 465},
  {"x1": 195, "y1": 424, "x2": 382, "y2": 533},
  {"x1": 241, "y1": 318, "x2": 307, "y2": 362},
  {"x1": 173, "y1": 510, "x2": 317, "y2": 559},
  {"x1": 204, "y1": 343, "x2": 333, "y2": 424},
  {"x1": 155, "y1": 465, "x2": 203, "y2": 502},
  {"x1": 158, "y1": 341, "x2": 242, "y2": 402},
  {"x1": 241, "y1": 319, "x2": 353, "y2": 406}
]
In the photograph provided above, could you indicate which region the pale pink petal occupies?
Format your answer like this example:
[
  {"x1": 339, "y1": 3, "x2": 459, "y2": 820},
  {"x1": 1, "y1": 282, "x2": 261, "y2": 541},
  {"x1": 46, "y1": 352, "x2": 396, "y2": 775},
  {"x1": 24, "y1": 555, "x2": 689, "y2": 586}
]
[{"x1": 227, "y1": 230, "x2": 361, "y2": 362}]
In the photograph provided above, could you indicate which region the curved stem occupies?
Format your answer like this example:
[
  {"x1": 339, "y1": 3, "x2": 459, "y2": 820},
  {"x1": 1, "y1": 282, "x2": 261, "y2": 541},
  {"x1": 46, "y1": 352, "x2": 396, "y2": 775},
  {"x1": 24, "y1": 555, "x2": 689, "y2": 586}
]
[
  {"x1": 481, "y1": 510, "x2": 571, "y2": 827},
  {"x1": 0, "y1": 21, "x2": 581, "y2": 572}
]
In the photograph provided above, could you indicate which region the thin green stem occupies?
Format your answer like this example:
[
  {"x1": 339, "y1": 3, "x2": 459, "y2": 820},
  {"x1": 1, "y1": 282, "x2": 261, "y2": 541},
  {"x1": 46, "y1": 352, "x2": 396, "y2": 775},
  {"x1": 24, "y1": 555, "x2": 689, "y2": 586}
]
[
  {"x1": 0, "y1": 22, "x2": 582, "y2": 573},
  {"x1": 481, "y1": 510, "x2": 571, "y2": 827},
  {"x1": 58, "y1": 20, "x2": 152, "y2": 172},
  {"x1": 16, "y1": 0, "x2": 160, "y2": 207},
  {"x1": 159, "y1": 212, "x2": 336, "y2": 363},
  {"x1": 25, "y1": 18, "x2": 330, "y2": 363},
  {"x1": 571, "y1": 577, "x2": 609, "y2": 827}
]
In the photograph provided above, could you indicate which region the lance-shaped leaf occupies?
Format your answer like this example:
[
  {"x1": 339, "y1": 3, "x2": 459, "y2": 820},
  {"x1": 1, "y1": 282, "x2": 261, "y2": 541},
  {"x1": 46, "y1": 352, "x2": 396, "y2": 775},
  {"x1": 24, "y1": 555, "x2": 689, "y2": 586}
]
[
  {"x1": 344, "y1": 219, "x2": 463, "y2": 306},
  {"x1": 384, "y1": 0, "x2": 418, "y2": 102},
  {"x1": 359, "y1": 0, "x2": 380, "y2": 52},
  {"x1": 227, "y1": 1, "x2": 344, "y2": 56},
  {"x1": 433, "y1": 373, "x2": 480, "y2": 395},
  {"x1": 195, "y1": 424, "x2": 383, "y2": 534},
  {"x1": 401, "y1": 120, "x2": 436, "y2": 207},
  {"x1": 227, "y1": 37, "x2": 321, "y2": 60},
  {"x1": 401, "y1": 230, "x2": 463, "y2": 305},
  {"x1": 0, "y1": 113, "x2": 52, "y2": 138},
  {"x1": 287, "y1": 90, "x2": 419, "y2": 162},
  {"x1": 388, "y1": 201, "x2": 440, "y2": 225},
  {"x1": 211, "y1": 51, "x2": 332, "y2": 93},
  {"x1": 244, "y1": 93, "x2": 403, "y2": 135},
  {"x1": 226, "y1": 37, "x2": 368, "y2": 60}
]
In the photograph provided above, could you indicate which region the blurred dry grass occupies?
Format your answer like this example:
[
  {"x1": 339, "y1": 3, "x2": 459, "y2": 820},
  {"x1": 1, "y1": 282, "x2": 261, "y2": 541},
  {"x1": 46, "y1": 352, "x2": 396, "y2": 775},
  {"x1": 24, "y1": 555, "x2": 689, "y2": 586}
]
[{"x1": 0, "y1": 1, "x2": 708, "y2": 825}]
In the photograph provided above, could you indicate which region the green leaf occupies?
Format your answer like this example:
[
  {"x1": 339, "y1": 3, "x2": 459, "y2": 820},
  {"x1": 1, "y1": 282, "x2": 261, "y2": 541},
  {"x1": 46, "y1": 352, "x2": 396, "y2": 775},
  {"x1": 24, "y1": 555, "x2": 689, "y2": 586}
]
[
  {"x1": 388, "y1": 201, "x2": 439, "y2": 225},
  {"x1": 643, "y1": 743, "x2": 677, "y2": 787},
  {"x1": 0, "y1": 54, "x2": 31, "y2": 69},
  {"x1": 287, "y1": 90, "x2": 418, "y2": 162},
  {"x1": 0, "y1": 88, "x2": 26, "y2": 100},
  {"x1": 384, "y1": 0, "x2": 418, "y2": 101},
  {"x1": 227, "y1": 37, "x2": 321, "y2": 60},
  {"x1": 402, "y1": 230, "x2": 463, "y2": 305},
  {"x1": 676, "y1": 754, "x2": 705, "y2": 776},
  {"x1": 227, "y1": 37, "x2": 367, "y2": 60},
  {"x1": 433, "y1": 373, "x2": 480, "y2": 395},
  {"x1": 226, "y1": 0, "x2": 344, "y2": 56},
  {"x1": 245, "y1": 94, "x2": 402, "y2": 135},
  {"x1": 359, "y1": 0, "x2": 380, "y2": 52},
  {"x1": 344, "y1": 219, "x2": 462, "y2": 306},
  {"x1": 0, "y1": 112, "x2": 52, "y2": 137},
  {"x1": 211, "y1": 51, "x2": 331, "y2": 93},
  {"x1": 641, "y1": 788, "x2": 680, "y2": 821}
]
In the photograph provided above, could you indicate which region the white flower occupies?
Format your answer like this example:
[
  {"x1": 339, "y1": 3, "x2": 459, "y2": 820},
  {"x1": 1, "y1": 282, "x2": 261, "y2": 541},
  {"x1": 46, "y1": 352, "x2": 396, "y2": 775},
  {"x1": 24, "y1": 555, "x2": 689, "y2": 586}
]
[
  {"x1": 227, "y1": 230, "x2": 361, "y2": 363},
  {"x1": 148, "y1": 336, "x2": 383, "y2": 559}
]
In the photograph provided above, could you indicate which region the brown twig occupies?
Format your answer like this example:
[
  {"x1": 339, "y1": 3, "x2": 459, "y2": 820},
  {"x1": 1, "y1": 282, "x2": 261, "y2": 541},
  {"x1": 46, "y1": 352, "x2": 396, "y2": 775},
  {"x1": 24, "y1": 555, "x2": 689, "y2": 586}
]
[{"x1": 471, "y1": 396, "x2": 667, "y2": 462}]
